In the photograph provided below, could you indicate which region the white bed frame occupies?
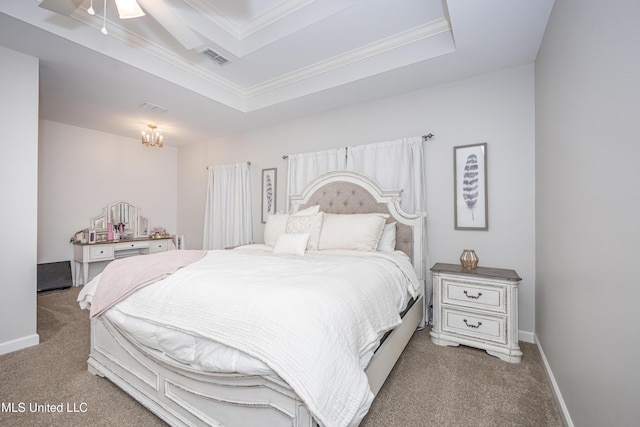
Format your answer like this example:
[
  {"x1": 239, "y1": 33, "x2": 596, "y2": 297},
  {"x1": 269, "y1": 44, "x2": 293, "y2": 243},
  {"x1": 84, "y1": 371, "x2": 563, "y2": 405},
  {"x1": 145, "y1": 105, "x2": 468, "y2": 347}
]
[{"x1": 86, "y1": 170, "x2": 427, "y2": 427}]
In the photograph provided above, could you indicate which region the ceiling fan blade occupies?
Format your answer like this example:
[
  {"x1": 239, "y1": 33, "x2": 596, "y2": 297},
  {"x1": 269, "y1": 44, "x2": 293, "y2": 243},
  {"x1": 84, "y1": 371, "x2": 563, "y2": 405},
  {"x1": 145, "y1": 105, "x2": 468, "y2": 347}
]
[
  {"x1": 136, "y1": 0, "x2": 203, "y2": 50},
  {"x1": 38, "y1": 0, "x2": 85, "y2": 16}
]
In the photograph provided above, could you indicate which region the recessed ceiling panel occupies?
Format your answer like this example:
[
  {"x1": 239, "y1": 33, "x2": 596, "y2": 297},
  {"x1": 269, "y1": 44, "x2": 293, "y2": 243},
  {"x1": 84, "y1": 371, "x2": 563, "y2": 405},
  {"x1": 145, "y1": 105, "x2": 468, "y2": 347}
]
[{"x1": 0, "y1": 0, "x2": 555, "y2": 144}]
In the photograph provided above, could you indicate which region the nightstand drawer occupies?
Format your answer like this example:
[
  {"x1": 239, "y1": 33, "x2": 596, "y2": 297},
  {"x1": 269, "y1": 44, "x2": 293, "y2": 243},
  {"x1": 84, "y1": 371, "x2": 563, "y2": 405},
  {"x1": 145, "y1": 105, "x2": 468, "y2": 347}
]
[
  {"x1": 442, "y1": 279, "x2": 506, "y2": 313},
  {"x1": 89, "y1": 245, "x2": 114, "y2": 260},
  {"x1": 441, "y1": 307, "x2": 507, "y2": 344}
]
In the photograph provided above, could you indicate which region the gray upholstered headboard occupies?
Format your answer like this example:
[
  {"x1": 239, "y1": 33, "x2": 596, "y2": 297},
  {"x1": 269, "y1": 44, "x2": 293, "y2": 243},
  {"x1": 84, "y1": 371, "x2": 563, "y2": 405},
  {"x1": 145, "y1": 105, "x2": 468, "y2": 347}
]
[{"x1": 289, "y1": 170, "x2": 426, "y2": 280}]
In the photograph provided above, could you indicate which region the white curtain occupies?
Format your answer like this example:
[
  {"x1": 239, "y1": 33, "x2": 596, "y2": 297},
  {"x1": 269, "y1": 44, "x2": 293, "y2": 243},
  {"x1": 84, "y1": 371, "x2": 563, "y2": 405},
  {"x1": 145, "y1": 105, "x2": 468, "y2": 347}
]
[
  {"x1": 346, "y1": 136, "x2": 426, "y2": 213},
  {"x1": 286, "y1": 147, "x2": 347, "y2": 211},
  {"x1": 202, "y1": 162, "x2": 253, "y2": 250}
]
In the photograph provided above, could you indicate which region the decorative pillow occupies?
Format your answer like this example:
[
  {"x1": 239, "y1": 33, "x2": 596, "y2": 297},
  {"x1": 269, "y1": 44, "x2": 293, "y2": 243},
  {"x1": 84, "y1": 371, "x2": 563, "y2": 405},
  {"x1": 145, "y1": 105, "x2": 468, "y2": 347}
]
[
  {"x1": 264, "y1": 205, "x2": 320, "y2": 246},
  {"x1": 291, "y1": 205, "x2": 320, "y2": 215},
  {"x1": 318, "y1": 213, "x2": 389, "y2": 251},
  {"x1": 264, "y1": 214, "x2": 289, "y2": 246},
  {"x1": 273, "y1": 233, "x2": 310, "y2": 255},
  {"x1": 285, "y1": 212, "x2": 324, "y2": 250},
  {"x1": 377, "y1": 222, "x2": 397, "y2": 252}
]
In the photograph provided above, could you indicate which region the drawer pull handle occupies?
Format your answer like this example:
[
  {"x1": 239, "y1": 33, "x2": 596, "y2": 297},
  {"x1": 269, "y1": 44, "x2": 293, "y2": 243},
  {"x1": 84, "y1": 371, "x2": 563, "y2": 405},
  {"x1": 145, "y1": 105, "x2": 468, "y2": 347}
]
[
  {"x1": 463, "y1": 319, "x2": 482, "y2": 329},
  {"x1": 463, "y1": 290, "x2": 482, "y2": 299}
]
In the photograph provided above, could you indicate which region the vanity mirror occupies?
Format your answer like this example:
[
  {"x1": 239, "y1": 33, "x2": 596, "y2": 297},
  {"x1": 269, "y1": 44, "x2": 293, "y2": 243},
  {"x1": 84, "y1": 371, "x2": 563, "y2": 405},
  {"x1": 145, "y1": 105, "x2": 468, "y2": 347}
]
[
  {"x1": 90, "y1": 201, "x2": 150, "y2": 241},
  {"x1": 74, "y1": 202, "x2": 170, "y2": 286}
]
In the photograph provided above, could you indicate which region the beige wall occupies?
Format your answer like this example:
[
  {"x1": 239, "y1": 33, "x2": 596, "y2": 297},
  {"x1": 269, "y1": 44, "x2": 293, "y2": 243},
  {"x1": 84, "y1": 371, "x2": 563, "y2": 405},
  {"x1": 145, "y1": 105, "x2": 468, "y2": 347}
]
[
  {"x1": 178, "y1": 65, "x2": 537, "y2": 338},
  {"x1": 0, "y1": 46, "x2": 39, "y2": 354},
  {"x1": 535, "y1": 0, "x2": 640, "y2": 425},
  {"x1": 38, "y1": 120, "x2": 179, "y2": 283}
]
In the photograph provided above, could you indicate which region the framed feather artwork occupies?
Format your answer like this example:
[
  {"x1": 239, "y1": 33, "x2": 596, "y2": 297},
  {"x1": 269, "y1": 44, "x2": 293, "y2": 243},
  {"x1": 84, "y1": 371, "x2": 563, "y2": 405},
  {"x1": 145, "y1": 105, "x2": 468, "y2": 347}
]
[
  {"x1": 261, "y1": 168, "x2": 277, "y2": 223},
  {"x1": 454, "y1": 143, "x2": 488, "y2": 230}
]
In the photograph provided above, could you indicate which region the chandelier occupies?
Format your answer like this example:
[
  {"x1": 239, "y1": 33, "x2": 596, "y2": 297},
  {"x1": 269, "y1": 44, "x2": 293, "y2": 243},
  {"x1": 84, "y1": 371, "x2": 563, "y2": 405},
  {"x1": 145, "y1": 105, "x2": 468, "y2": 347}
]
[{"x1": 142, "y1": 124, "x2": 163, "y2": 148}]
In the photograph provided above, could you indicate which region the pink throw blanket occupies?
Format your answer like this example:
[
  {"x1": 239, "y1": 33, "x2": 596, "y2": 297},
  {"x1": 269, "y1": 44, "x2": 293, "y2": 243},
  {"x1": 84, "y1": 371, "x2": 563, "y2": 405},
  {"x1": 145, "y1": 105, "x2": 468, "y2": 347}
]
[{"x1": 90, "y1": 250, "x2": 206, "y2": 318}]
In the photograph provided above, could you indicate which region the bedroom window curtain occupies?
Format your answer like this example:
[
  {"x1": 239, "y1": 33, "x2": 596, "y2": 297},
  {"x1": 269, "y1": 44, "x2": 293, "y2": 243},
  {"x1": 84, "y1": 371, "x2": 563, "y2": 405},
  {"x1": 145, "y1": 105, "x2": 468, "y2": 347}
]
[
  {"x1": 346, "y1": 136, "x2": 426, "y2": 213},
  {"x1": 202, "y1": 162, "x2": 253, "y2": 250},
  {"x1": 286, "y1": 147, "x2": 347, "y2": 211}
]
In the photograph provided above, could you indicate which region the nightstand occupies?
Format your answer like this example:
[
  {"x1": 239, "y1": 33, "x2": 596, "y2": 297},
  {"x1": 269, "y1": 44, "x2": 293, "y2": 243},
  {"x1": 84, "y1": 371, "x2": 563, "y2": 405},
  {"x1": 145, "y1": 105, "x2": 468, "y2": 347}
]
[{"x1": 430, "y1": 263, "x2": 522, "y2": 363}]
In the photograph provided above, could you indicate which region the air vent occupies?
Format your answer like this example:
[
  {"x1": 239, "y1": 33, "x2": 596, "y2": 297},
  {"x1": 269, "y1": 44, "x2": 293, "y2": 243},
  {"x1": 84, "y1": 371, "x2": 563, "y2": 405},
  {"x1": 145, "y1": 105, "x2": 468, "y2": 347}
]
[
  {"x1": 140, "y1": 102, "x2": 168, "y2": 113},
  {"x1": 201, "y1": 48, "x2": 230, "y2": 65}
]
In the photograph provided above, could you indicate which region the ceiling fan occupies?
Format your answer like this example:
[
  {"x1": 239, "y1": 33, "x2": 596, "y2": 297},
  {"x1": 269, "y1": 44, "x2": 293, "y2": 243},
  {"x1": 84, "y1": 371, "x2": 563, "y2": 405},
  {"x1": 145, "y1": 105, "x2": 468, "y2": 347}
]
[{"x1": 38, "y1": 0, "x2": 204, "y2": 50}]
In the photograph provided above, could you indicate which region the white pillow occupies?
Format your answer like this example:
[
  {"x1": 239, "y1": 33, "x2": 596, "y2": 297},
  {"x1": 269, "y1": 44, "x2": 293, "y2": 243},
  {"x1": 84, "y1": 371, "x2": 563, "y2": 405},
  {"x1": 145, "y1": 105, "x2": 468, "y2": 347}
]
[
  {"x1": 264, "y1": 214, "x2": 289, "y2": 246},
  {"x1": 286, "y1": 212, "x2": 324, "y2": 250},
  {"x1": 377, "y1": 222, "x2": 397, "y2": 252},
  {"x1": 318, "y1": 213, "x2": 389, "y2": 251},
  {"x1": 273, "y1": 233, "x2": 310, "y2": 255},
  {"x1": 264, "y1": 205, "x2": 320, "y2": 246}
]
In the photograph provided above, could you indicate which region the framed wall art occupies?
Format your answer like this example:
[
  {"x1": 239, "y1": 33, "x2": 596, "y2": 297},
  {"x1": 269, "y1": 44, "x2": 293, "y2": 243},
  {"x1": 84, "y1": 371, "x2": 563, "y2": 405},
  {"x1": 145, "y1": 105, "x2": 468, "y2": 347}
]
[
  {"x1": 261, "y1": 168, "x2": 277, "y2": 223},
  {"x1": 454, "y1": 143, "x2": 488, "y2": 230}
]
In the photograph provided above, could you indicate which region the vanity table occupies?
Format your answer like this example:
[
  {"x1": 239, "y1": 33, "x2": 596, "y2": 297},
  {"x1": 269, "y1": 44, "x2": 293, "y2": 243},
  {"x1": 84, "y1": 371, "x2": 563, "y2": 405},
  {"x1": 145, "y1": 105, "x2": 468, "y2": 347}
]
[
  {"x1": 72, "y1": 201, "x2": 172, "y2": 285},
  {"x1": 73, "y1": 238, "x2": 171, "y2": 285}
]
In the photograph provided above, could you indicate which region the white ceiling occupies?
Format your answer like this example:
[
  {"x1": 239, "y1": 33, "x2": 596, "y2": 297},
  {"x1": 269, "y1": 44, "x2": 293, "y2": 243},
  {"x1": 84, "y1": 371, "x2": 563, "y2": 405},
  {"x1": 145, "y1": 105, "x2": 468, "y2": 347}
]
[{"x1": 0, "y1": 0, "x2": 555, "y2": 146}]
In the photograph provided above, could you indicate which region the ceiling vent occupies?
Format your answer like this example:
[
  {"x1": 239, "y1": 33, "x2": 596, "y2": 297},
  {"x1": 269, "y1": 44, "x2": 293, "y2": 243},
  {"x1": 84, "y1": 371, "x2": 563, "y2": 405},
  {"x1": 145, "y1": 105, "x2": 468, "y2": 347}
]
[
  {"x1": 140, "y1": 102, "x2": 168, "y2": 113},
  {"x1": 201, "y1": 48, "x2": 230, "y2": 65}
]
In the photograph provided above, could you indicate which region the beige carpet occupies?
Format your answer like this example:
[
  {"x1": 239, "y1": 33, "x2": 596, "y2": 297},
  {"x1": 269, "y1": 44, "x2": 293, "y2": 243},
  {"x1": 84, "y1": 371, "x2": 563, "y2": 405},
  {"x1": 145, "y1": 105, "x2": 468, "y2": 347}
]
[{"x1": 0, "y1": 286, "x2": 564, "y2": 427}]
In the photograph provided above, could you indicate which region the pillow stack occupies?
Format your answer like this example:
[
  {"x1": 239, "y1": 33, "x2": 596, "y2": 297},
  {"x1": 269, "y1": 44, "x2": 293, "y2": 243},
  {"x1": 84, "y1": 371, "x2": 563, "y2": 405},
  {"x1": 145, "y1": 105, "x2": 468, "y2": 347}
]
[{"x1": 265, "y1": 205, "x2": 396, "y2": 255}]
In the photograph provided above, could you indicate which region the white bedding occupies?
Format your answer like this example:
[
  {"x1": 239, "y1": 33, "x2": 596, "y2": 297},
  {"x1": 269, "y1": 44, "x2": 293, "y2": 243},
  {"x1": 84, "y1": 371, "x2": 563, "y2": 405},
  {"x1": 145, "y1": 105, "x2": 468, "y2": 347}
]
[{"x1": 78, "y1": 245, "x2": 420, "y2": 427}]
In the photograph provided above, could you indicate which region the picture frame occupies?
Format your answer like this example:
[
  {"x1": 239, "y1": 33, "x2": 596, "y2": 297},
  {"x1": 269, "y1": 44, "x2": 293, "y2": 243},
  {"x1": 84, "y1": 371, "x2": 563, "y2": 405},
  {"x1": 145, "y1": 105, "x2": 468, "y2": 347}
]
[
  {"x1": 454, "y1": 143, "x2": 488, "y2": 230},
  {"x1": 261, "y1": 168, "x2": 277, "y2": 223}
]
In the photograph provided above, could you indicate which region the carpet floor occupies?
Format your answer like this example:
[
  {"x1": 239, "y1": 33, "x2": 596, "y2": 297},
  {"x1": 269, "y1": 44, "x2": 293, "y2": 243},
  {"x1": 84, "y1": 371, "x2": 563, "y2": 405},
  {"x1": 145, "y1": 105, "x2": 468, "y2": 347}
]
[{"x1": 0, "y1": 286, "x2": 564, "y2": 426}]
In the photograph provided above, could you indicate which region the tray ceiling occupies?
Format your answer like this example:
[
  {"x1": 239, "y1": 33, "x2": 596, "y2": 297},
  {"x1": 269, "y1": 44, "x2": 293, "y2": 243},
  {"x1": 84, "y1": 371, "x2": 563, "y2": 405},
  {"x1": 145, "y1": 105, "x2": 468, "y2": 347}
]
[{"x1": 0, "y1": 0, "x2": 554, "y2": 145}]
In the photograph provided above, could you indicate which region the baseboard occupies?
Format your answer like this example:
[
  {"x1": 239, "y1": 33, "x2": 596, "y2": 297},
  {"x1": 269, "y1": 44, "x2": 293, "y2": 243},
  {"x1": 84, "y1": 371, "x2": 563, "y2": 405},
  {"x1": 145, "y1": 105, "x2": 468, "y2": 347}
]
[
  {"x1": 535, "y1": 335, "x2": 574, "y2": 427},
  {"x1": 0, "y1": 333, "x2": 40, "y2": 355},
  {"x1": 519, "y1": 330, "x2": 535, "y2": 343}
]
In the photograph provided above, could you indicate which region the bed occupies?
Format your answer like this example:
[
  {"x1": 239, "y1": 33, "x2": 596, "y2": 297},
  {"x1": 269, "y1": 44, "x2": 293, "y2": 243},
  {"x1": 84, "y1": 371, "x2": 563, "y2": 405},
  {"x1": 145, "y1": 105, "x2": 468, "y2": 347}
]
[{"x1": 78, "y1": 170, "x2": 427, "y2": 427}]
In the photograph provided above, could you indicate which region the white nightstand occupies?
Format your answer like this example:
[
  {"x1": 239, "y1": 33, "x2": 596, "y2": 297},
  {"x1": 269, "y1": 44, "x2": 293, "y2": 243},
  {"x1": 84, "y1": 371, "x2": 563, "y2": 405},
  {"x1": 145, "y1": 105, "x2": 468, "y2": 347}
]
[{"x1": 429, "y1": 263, "x2": 522, "y2": 363}]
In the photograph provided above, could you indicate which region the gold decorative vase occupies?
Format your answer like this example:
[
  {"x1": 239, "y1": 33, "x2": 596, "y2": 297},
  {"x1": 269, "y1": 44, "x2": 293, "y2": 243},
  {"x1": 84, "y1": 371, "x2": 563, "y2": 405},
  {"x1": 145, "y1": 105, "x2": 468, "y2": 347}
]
[{"x1": 460, "y1": 249, "x2": 479, "y2": 270}]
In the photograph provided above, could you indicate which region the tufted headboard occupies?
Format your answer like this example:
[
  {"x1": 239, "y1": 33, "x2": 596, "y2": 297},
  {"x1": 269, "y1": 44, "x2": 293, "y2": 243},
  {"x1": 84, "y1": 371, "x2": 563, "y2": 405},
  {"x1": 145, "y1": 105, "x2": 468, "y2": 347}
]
[{"x1": 289, "y1": 170, "x2": 426, "y2": 281}]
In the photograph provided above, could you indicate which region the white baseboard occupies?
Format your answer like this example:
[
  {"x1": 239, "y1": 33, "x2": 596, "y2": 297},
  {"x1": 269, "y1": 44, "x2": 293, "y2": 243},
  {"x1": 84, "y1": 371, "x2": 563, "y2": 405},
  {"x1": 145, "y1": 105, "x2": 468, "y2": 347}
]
[
  {"x1": 535, "y1": 335, "x2": 574, "y2": 427},
  {"x1": 0, "y1": 333, "x2": 39, "y2": 356},
  {"x1": 519, "y1": 330, "x2": 535, "y2": 343}
]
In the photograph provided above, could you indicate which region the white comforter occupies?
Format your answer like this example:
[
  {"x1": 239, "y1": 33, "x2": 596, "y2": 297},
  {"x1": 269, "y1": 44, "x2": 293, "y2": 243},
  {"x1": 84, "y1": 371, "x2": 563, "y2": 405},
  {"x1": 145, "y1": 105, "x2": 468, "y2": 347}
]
[{"x1": 80, "y1": 245, "x2": 420, "y2": 427}]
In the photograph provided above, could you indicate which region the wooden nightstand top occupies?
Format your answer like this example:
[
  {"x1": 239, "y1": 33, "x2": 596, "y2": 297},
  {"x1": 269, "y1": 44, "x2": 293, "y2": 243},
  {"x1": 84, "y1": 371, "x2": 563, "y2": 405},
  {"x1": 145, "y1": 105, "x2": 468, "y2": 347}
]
[{"x1": 430, "y1": 262, "x2": 521, "y2": 282}]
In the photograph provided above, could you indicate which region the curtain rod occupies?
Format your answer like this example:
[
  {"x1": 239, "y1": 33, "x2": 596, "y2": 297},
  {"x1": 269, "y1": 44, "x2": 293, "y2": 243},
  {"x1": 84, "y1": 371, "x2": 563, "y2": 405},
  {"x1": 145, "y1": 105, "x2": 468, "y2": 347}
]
[
  {"x1": 281, "y1": 134, "x2": 435, "y2": 159},
  {"x1": 206, "y1": 161, "x2": 251, "y2": 169}
]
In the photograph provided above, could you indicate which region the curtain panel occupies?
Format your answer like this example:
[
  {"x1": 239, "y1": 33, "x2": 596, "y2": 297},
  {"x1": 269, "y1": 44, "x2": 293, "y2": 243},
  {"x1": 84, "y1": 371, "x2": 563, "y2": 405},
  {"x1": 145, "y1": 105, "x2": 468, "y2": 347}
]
[
  {"x1": 285, "y1": 136, "x2": 426, "y2": 214},
  {"x1": 346, "y1": 136, "x2": 426, "y2": 214},
  {"x1": 202, "y1": 162, "x2": 253, "y2": 250},
  {"x1": 286, "y1": 147, "x2": 347, "y2": 211}
]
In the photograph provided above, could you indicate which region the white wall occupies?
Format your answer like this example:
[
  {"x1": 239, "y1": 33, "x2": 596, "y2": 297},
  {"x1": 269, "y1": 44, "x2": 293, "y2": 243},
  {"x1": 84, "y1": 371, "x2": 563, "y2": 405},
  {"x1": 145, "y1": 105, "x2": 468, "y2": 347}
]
[
  {"x1": 38, "y1": 120, "x2": 179, "y2": 282},
  {"x1": 0, "y1": 46, "x2": 39, "y2": 354},
  {"x1": 535, "y1": 0, "x2": 640, "y2": 425},
  {"x1": 178, "y1": 65, "x2": 537, "y2": 337}
]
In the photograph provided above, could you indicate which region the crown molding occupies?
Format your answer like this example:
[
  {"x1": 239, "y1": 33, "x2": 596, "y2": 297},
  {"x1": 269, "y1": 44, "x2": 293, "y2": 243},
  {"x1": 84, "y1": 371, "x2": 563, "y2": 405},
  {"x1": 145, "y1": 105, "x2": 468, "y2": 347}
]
[
  {"x1": 66, "y1": 9, "x2": 451, "y2": 113},
  {"x1": 71, "y1": 9, "x2": 246, "y2": 106},
  {"x1": 246, "y1": 19, "x2": 452, "y2": 98}
]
